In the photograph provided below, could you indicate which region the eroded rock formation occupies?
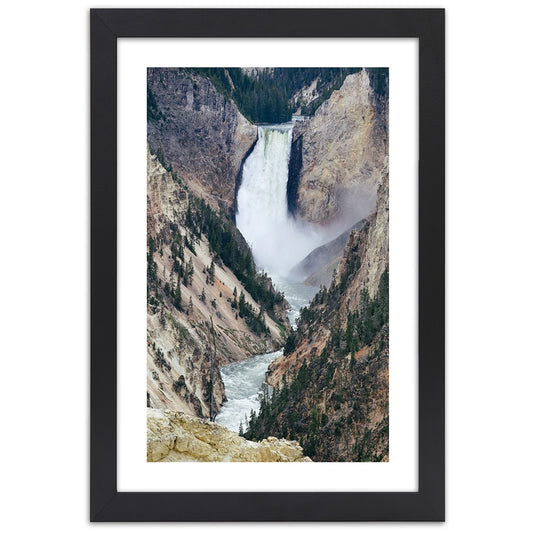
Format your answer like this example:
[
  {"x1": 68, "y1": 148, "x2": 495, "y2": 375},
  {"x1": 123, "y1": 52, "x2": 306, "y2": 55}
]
[
  {"x1": 147, "y1": 409, "x2": 311, "y2": 462},
  {"x1": 148, "y1": 68, "x2": 257, "y2": 213},
  {"x1": 289, "y1": 69, "x2": 388, "y2": 230},
  {"x1": 147, "y1": 149, "x2": 288, "y2": 418}
]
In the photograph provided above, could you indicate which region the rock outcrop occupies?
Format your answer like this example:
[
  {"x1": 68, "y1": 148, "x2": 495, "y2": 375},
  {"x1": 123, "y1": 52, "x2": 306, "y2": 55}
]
[
  {"x1": 147, "y1": 409, "x2": 311, "y2": 462},
  {"x1": 148, "y1": 68, "x2": 257, "y2": 214},
  {"x1": 289, "y1": 69, "x2": 388, "y2": 230}
]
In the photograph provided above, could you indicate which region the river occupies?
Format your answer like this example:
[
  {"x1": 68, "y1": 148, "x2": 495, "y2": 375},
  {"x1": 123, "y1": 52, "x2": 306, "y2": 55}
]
[
  {"x1": 216, "y1": 276, "x2": 319, "y2": 433},
  {"x1": 217, "y1": 121, "x2": 322, "y2": 433}
]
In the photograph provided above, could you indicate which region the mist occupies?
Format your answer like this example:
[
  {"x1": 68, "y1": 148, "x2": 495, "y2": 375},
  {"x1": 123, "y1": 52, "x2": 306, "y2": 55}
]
[
  {"x1": 236, "y1": 123, "x2": 376, "y2": 279},
  {"x1": 236, "y1": 124, "x2": 325, "y2": 276}
]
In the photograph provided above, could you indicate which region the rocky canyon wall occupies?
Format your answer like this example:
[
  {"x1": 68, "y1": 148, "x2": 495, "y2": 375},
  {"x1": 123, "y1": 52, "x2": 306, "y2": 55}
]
[
  {"x1": 289, "y1": 69, "x2": 388, "y2": 231},
  {"x1": 148, "y1": 68, "x2": 257, "y2": 214},
  {"x1": 147, "y1": 149, "x2": 288, "y2": 418}
]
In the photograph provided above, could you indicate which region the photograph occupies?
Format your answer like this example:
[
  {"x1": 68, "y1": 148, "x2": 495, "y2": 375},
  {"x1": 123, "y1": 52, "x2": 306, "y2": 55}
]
[{"x1": 146, "y1": 66, "x2": 389, "y2": 463}]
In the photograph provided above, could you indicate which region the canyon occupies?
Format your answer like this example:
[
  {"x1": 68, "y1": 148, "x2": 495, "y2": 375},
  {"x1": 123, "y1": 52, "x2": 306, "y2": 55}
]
[{"x1": 146, "y1": 67, "x2": 389, "y2": 462}]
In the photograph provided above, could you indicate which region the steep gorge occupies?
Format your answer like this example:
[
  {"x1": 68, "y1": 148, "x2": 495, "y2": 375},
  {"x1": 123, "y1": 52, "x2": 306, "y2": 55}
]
[
  {"x1": 246, "y1": 175, "x2": 390, "y2": 461},
  {"x1": 146, "y1": 67, "x2": 389, "y2": 462}
]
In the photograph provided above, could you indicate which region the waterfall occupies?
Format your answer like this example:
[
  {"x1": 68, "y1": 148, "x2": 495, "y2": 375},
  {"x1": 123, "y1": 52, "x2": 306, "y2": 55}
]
[
  {"x1": 236, "y1": 124, "x2": 324, "y2": 276},
  {"x1": 219, "y1": 124, "x2": 324, "y2": 433}
]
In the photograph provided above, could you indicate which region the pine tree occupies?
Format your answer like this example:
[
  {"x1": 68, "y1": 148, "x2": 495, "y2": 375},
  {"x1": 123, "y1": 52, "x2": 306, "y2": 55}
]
[
  {"x1": 238, "y1": 290, "x2": 246, "y2": 318},
  {"x1": 173, "y1": 283, "x2": 182, "y2": 311},
  {"x1": 232, "y1": 286, "x2": 238, "y2": 309},
  {"x1": 187, "y1": 258, "x2": 194, "y2": 284},
  {"x1": 206, "y1": 260, "x2": 215, "y2": 285}
]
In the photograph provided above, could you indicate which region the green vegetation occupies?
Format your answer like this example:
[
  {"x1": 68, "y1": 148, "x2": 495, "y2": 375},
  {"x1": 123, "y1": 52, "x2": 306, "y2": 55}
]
[
  {"x1": 147, "y1": 86, "x2": 162, "y2": 122},
  {"x1": 149, "y1": 144, "x2": 181, "y2": 183},
  {"x1": 206, "y1": 260, "x2": 216, "y2": 285},
  {"x1": 190, "y1": 67, "x2": 370, "y2": 124},
  {"x1": 147, "y1": 235, "x2": 157, "y2": 283},
  {"x1": 366, "y1": 68, "x2": 389, "y2": 99},
  {"x1": 246, "y1": 269, "x2": 389, "y2": 462},
  {"x1": 283, "y1": 329, "x2": 297, "y2": 356},
  {"x1": 150, "y1": 67, "x2": 387, "y2": 126},
  {"x1": 147, "y1": 170, "x2": 285, "y2": 338},
  {"x1": 182, "y1": 195, "x2": 285, "y2": 321},
  {"x1": 236, "y1": 290, "x2": 269, "y2": 336},
  {"x1": 153, "y1": 347, "x2": 171, "y2": 372},
  {"x1": 191, "y1": 68, "x2": 291, "y2": 123}
]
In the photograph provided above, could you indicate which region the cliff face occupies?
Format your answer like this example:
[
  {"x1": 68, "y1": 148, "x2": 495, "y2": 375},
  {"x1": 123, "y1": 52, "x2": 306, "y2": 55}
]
[
  {"x1": 290, "y1": 77, "x2": 319, "y2": 114},
  {"x1": 289, "y1": 69, "x2": 388, "y2": 229},
  {"x1": 331, "y1": 172, "x2": 389, "y2": 319},
  {"x1": 147, "y1": 409, "x2": 311, "y2": 462},
  {"x1": 289, "y1": 221, "x2": 363, "y2": 287},
  {"x1": 147, "y1": 149, "x2": 288, "y2": 418},
  {"x1": 247, "y1": 175, "x2": 389, "y2": 462},
  {"x1": 147, "y1": 68, "x2": 257, "y2": 214}
]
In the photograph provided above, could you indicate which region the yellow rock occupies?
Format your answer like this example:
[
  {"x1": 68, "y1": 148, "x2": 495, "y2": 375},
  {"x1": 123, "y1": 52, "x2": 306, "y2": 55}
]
[{"x1": 147, "y1": 409, "x2": 312, "y2": 462}]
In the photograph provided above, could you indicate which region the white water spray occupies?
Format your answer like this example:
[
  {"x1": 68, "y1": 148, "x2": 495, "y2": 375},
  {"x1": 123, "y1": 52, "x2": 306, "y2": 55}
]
[{"x1": 236, "y1": 124, "x2": 324, "y2": 277}]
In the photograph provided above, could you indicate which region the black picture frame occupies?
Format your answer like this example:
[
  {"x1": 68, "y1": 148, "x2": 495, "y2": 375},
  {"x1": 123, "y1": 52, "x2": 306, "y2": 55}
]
[{"x1": 91, "y1": 8, "x2": 444, "y2": 522}]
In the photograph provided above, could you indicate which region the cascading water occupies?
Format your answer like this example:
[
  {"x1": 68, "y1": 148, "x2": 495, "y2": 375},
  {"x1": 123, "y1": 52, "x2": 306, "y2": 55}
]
[
  {"x1": 217, "y1": 123, "x2": 323, "y2": 433},
  {"x1": 236, "y1": 124, "x2": 323, "y2": 277},
  {"x1": 215, "y1": 350, "x2": 282, "y2": 433}
]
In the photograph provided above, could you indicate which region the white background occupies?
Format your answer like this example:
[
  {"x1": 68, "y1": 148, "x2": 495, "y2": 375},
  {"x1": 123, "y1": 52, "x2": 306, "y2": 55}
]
[
  {"x1": 117, "y1": 37, "x2": 418, "y2": 492},
  {"x1": 1, "y1": 0, "x2": 532, "y2": 531}
]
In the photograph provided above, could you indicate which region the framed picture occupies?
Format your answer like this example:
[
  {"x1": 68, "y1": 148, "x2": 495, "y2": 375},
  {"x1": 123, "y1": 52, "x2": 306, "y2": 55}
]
[{"x1": 91, "y1": 8, "x2": 444, "y2": 521}]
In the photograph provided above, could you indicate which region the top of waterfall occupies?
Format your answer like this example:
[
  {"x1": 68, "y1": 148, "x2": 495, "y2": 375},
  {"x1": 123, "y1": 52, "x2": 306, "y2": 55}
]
[{"x1": 256, "y1": 122, "x2": 293, "y2": 132}]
